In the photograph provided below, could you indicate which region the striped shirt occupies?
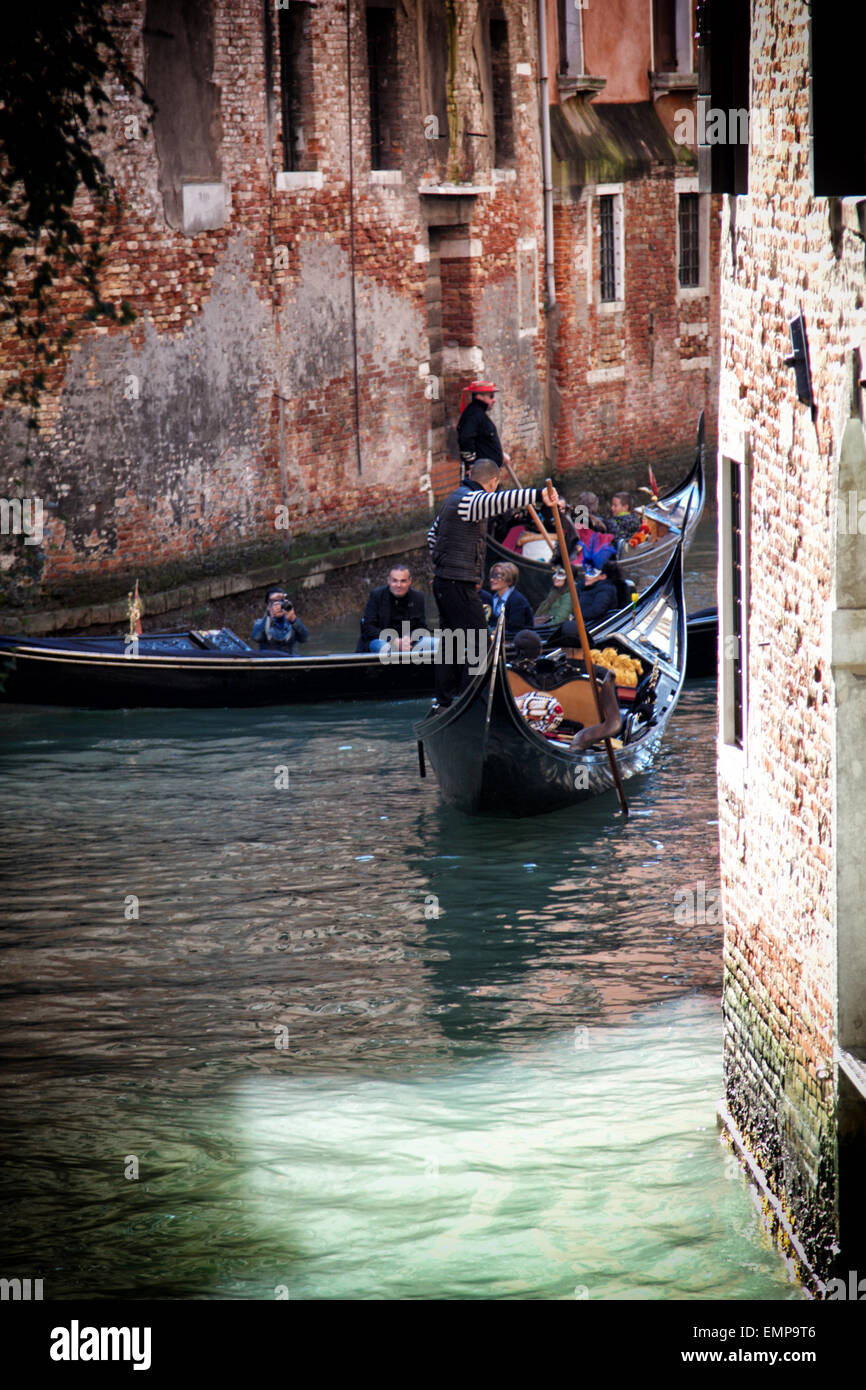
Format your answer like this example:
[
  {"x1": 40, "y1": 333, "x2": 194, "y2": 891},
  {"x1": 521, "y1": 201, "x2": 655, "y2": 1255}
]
[{"x1": 427, "y1": 485, "x2": 540, "y2": 565}]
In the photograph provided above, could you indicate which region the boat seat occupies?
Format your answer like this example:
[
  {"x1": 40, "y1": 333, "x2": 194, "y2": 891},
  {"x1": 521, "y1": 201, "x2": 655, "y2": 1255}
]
[{"x1": 507, "y1": 667, "x2": 599, "y2": 728}]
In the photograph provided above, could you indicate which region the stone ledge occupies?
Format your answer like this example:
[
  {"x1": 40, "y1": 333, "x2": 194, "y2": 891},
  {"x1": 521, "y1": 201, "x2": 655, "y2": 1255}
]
[{"x1": 0, "y1": 528, "x2": 429, "y2": 637}]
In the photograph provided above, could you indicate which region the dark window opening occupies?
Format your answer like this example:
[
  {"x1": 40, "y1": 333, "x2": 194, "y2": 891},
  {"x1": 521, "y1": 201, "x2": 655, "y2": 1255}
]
[
  {"x1": 730, "y1": 461, "x2": 744, "y2": 749},
  {"x1": 367, "y1": 6, "x2": 401, "y2": 170},
  {"x1": 490, "y1": 12, "x2": 515, "y2": 165},
  {"x1": 278, "y1": 2, "x2": 315, "y2": 172},
  {"x1": 654, "y1": 0, "x2": 678, "y2": 72},
  {"x1": 678, "y1": 193, "x2": 700, "y2": 287},
  {"x1": 421, "y1": 0, "x2": 449, "y2": 162},
  {"x1": 812, "y1": 7, "x2": 866, "y2": 196},
  {"x1": 599, "y1": 196, "x2": 616, "y2": 302},
  {"x1": 696, "y1": 0, "x2": 750, "y2": 195},
  {"x1": 144, "y1": 0, "x2": 222, "y2": 230}
]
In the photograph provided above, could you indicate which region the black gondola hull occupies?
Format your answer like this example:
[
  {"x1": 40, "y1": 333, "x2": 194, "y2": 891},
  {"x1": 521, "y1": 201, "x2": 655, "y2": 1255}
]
[
  {"x1": 0, "y1": 638, "x2": 435, "y2": 708},
  {"x1": 414, "y1": 545, "x2": 687, "y2": 817}
]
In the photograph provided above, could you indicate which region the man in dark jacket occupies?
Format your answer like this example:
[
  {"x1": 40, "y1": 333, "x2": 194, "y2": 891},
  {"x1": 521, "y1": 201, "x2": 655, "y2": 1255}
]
[
  {"x1": 427, "y1": 459, "x2": 558, "y2": 706},
  {"x1": 456, "y1": 381, "x2": 510, "y2": 474},
  {"x1": 356, "y1": 564, "x2": 427, "y2": 652}
]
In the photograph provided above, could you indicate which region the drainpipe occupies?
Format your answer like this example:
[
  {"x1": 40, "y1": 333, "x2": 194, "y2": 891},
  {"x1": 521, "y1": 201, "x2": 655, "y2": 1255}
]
[{"x1": 537, "y1": 0, "x2": 556, "y2": 310}]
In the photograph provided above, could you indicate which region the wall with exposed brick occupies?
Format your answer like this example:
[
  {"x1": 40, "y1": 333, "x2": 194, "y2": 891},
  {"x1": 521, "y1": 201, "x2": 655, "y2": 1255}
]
[
  {"x1": 0, "y1": 0, "x2": 721, "y2": 618},
  {"x1": 716, "y1": 0, "x2": 866, "y2": 1279},
  {"x1": 0, "y1": 0, "x2": 545, "y2": 610},
  {"x1": 547, "y1": 0, "x2": 720, "y2": 484}
]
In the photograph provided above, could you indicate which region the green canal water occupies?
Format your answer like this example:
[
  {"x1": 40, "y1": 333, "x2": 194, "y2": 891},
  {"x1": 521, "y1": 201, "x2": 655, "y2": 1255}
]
[{"x1": 0, "y1": 524, "x2": 803, "y2": 1299}]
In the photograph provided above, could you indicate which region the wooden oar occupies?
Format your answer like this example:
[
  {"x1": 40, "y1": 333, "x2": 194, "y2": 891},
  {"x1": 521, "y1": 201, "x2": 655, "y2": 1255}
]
[
  {"x1": 544, "y1": 477, "x2": 629, "y2": 820},
  {"x1": 502, "y1": 460, "x2": 556, "y2": 555}
]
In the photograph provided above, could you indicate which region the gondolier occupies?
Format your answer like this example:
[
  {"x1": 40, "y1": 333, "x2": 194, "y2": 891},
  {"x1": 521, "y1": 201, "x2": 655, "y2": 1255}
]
[
  {"x1": 427, "y1": 458, "x2": 557, "y2": 707},
  {"x1": 457, "y1": 381, "x2": 509, "y2": 474}
]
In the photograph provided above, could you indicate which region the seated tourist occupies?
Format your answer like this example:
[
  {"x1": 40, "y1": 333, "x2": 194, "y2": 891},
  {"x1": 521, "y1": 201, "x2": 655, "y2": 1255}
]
[
  {"x1": 252, "y1": 587, "x2": 310, "y2": 654},
  {"x1": 604, "y1": 491, "x2": 643, "y2": 545},
  {"x1": 534, "y1": 567, "x2": 575, "y2": 627},
  {"x1": 481, "y1": 562, "x2": 535, "y2": 638},
  {"x1": 534, "y1": 497, "x2": 579, "y2": 567},
  {"x1": 573, "y1": 491, "x2": 606, "y2": 532},
  {"x1": 559, "y1": 560, "x2": 629, "y2": 629},
  {"x1": 357, "y1": 563, "x2": 428, "y2": 653},
  {"x1": 500, "y1": 509, "x2": 532, "y2": 552}
]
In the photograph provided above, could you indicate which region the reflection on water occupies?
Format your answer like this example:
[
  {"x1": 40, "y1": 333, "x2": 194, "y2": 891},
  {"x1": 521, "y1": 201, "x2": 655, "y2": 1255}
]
[
  {"x1": 0, "y1": 998, "x2": 796, "y2": 1301},
  {"x1": 0, "y1": 522, "x2": 798, "y2": 1299}
]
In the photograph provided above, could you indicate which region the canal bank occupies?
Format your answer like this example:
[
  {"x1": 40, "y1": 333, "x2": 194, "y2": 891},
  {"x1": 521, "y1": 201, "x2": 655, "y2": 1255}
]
[{"x1": 0, "y1": 449, "x2": 715, "y2": 640}]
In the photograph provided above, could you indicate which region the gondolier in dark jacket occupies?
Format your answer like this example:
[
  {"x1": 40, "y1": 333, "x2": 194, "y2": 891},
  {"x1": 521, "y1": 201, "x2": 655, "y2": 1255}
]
[
  {"x1": 456, "y1": 381, "x2": 510, "y2": 474},
  {"x1": 427, "y1": 459, "x2": 558, "y2": 706}
]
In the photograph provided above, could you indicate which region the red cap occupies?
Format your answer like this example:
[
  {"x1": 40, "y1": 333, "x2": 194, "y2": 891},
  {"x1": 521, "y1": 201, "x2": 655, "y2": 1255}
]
[{"x1": 467, "y1": 380, "x2": 497, "y2": 393}]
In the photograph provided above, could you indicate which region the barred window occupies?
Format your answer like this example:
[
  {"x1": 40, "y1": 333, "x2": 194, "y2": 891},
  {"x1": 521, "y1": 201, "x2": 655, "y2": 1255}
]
[
  {"x1": 599, "y1": 195, "x2": 617, "y2": 302},
  {"x1": 678, "y1": 193, "x2": 700, "y2": 287}
]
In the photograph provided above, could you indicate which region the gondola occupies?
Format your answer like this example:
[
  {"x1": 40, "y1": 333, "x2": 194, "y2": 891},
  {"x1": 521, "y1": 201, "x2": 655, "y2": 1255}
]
[
  {"x1": 485, "y1": 411, "x2": 706, "y2": 608},
  {"x1": 0, "y1": 627, "x2": 435, "y2": 708},
  {"x1": 413, "y1": 541, "x2": 687, "y2": 817},
  {"x1": 683, "y1": 606, "x2": 717, "y2": 678},
  {"x1": 0, "y1": 594, "x2": 712, "y2": 710}
]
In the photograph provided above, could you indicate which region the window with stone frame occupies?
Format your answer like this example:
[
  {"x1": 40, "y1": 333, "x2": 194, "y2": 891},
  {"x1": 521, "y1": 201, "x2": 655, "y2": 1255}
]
[
  {"x1": 556, "y1": 0, "x2": 584, "y2": 78},
  {"x1": 278, "y1": 0, "x2": 316, "y2": 173},
  {"x1": 366, "y1": 4, "x2": 402, "y2": 171},
  {"x1": 598, "y1": 191, "x2": 624, "y2": 304},
  {"x1": 678, "y1": 192, "x2": 700, "y2": 287},
  {"x1": 653, "y1": 0, "x2": 694, "y2": 74}
]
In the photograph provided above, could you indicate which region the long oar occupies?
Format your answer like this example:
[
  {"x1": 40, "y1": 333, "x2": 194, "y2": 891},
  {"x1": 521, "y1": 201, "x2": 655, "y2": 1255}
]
[
  {"x1": 544, "y1": 478, "x2": 629, "y2": 820},
  {"x1": 502, "y1": 460, "x2": 556, "y2": 556}
]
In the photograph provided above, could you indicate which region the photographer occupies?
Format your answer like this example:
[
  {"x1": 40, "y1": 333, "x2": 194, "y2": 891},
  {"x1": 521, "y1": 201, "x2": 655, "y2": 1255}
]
[{"x1": 251, "y1": 587, "x2": 310, "y2": 654}]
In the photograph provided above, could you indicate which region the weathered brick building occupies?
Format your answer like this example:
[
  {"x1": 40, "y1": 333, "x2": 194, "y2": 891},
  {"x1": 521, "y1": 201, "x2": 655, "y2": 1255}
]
[
  {"x1": 0, "y1": 1, "x2": 717, "y2": 613},
  {"x1": 546, "y1": 0, "x2": 720, "y2": 472},
  {"x1": 710, "y1": 0, "x2": 866, "y2": 1283}
]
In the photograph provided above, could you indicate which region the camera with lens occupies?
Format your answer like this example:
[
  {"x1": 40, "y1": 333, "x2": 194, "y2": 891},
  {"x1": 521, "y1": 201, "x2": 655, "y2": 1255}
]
[{"x1": 280, "y1": 599, "x2": 294, "y2": 615}]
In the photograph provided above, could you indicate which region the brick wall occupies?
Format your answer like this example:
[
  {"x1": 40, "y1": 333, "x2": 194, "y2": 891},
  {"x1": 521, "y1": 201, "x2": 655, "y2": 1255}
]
[
  {"x1": 716, "y1": 0, "x2": 866, "y2": 1277},
  {"x1": 0, "y1": 0, "x2": 719, "y2": 613},
  {"x1": 549, "y1": 161, "x2": 721, "y2": 482}
]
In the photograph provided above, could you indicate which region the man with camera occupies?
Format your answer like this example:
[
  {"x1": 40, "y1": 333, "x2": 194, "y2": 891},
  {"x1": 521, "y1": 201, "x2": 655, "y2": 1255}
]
[{"x1": 252, "y1": 587, "x2": 310, "y2": 654}]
